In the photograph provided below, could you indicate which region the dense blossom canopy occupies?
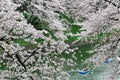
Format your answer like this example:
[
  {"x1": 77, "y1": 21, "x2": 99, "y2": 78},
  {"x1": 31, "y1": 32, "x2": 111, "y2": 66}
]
[{"x1": 0, "y1": 0, "x2": 120, "y2": 80}]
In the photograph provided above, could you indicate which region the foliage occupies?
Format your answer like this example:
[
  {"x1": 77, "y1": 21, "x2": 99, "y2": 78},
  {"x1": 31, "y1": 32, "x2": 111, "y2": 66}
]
[
  {"x1": 59, "y1": 13, "x2": 74, "y2": 23},
  {"x1": 23, "y1": 11, "x2": 49, "y2": 30},
  {"x1": 14, "y1": 39, "x2": 29, "y2": 46}
]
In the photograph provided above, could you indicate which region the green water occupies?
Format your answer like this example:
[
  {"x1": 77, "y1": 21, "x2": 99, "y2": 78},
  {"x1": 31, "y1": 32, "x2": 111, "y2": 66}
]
[
  {"x1": 69, "y1": 65, "x2": 107, "y2": 80},
  {"x1": 62, "y1": 43, "x2": 99, "y2": 80},
  {"x1": 62, "y1": 42, "x2": 96, "y2": 70}
]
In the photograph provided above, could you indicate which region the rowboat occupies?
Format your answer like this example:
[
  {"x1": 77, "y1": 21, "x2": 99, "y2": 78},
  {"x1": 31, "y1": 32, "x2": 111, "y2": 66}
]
[
  {"x1": 104, "y1": 58, "x2": 112, "y2": 63},
  {"x1": 79, "y1": 70, "x2": 90, "y2": 74}
]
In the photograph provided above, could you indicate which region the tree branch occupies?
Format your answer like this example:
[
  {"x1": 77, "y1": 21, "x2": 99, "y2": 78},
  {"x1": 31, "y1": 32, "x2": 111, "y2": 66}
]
[
  {"x1": 104, "y1": 0, "x2": 120, "y2": 8},
  {"x1": 23, "y1": 48, "x2": 39, "y2": 63},
  {"x1": 15, "y1": 54, "x2": 27, "y2": 72}
]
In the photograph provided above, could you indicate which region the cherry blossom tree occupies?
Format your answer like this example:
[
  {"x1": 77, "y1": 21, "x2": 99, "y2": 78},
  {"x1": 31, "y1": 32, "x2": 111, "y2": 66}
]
[
  {"x1": 0, "y1": 0, "x2": 71, "y2": 80},
  {"x1": 0, "y1": 0, "x2": 120, "y2": 80}
]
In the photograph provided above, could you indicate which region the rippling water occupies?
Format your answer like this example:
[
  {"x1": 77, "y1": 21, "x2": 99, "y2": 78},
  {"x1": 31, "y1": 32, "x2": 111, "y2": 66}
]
[{"x1": 68, "y1": 47, "x2": 120, "y2": 80}]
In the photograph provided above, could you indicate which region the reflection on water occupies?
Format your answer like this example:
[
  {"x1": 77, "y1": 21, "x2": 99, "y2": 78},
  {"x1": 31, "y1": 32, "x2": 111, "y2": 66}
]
[
  {"x1": 62, "y1": 43, "x2": 99, "y2": 80},
  {"x1": 63, "y1": 43, "x2": 97, "y2": 71},
  {"x1": 62, "y1": 42, "x2": 117, "y2": 80}
]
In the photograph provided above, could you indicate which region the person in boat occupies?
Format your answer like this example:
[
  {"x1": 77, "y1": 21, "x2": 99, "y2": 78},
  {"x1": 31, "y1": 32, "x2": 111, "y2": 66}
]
[
  {"x1": 104, "y1": 56, "x2": 112, "y2": 63},
  {"x1": 79, "y1": 66, "x2": 90, "y2": 74},
  {"x1": 82, "y1": 66, "x2": 90, "y2": 71},
  {"x1": 105, "y1": 56, "x2": 110, "y2": 60}
]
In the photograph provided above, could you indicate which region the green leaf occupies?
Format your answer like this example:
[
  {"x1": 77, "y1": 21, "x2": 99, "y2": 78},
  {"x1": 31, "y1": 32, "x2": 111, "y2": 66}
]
[
  {"x1": 71, "y1": 25, "x2": 82, "y2": 34},
  {"x1": 65, "y1": 36, "x2": 78, "y2": 42},
  {"x1": 35, "y1": 38, "x2": 44, "y2": 43},
  {"x1": 14, "y1": 39, "x2": 29, "y2": 46},
  {"x1": 16, "y1": 19, "x2": 22, "y2": 22},
  {"x1": 0, "y1": 16, "x2": 2, "y2": 20},
  {"x1": 23, "y1": 11, "x2": 30, "y2": 19},
  {"x1": 59, "y1": 13, "x2": 74, "y2": 23},
  {"x1": 14, "y1": 39, "x2": 37, "y2": 49},
  {"x1": 0, "y1": 59, "x2": 7, "y2": 70},
  {"x1": 22, "y1": 12, "x2": 49, "y2": 30},
  {"x1": 0, "y1": 46, "x2": 4, "y2": 54}
]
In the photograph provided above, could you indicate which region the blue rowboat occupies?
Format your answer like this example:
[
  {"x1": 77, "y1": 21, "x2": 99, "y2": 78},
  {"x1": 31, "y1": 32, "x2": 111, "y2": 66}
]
[
  {"x1": 79, "y1": 70, "x2": 90, "y2": 74},
  {"x1": 104, "y1": 58, "x2": 112, "y2": 63}
]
